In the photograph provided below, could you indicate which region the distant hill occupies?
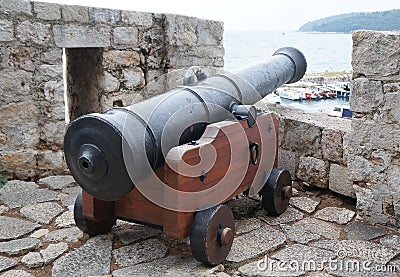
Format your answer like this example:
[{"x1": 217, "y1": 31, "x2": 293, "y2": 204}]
[{"x1": 298, "y1": 9, "x2": 400, "y2": 33}]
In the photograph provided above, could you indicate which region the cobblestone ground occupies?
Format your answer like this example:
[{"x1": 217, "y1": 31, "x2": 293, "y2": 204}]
[{"x1": 0, "y1": 176, "x2": 399, "y2": 276}]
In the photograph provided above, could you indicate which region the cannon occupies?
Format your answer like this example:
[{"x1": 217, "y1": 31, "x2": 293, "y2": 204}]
[{"x1": 64, "y1": 47, "x2": 307, "y2": 265}]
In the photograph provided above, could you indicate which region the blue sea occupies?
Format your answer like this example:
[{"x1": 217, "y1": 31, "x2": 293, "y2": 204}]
[{"x1": 223, "y1": 31, "x2": 352, "y2": 112}]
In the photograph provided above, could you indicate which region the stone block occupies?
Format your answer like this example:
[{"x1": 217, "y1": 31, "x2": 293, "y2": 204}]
[
  {"x1": 354, "y1": 185, "x2": 390, "y2": 225},
  {"x1": 321, "y1": 128, "x2": 343, "y2": 163},
  {"x1": 121, "y1": 11, "x2": 153, "y2": 28},
  {"x1": 0, "y1": 0, "x2": 32, "y2": 15},
  {"x1": 0, "y1": 150, "x2": 37, "y2": 179},
  {"x1": 9, "y1": 46, "x2": 35, "y2": 71},
  {"x1": 113, "y1": 27, "x2": 138, "y2": 46},
  {"x1": 352, "y1": 30, "x2": 400, "y2": 81},
  {"x1": 165, "y1": 14, "x2": 198, "y2": 46},
  {"x1": 329, "y1": 163, "x2": 355, "y2": 198},
  {"x1": 53, "y1": 24, "x2": 111, "y2": 47},
  {"x1": 100, "y1": 71, "x2": 120, "y2": 93},
  {"x1": 167, "y1": 46, "x2": 224, "y2": 68},
  {"x1": 61, "y1": 5, "x2": 89, "y2": 22},
  {"x1": 197, "y1": 19, "x2": 223, "y2": 46},
  {"x1": 277, "y1": 149, "x2": 298, "y2": 179},
  {"x1": 0, "y1": 69, "x2": 32, "y2": 105},
  {"x1": 0, "y1": 101, "x2": 39, "y2": 150},
  {"x1": 350, "y1": 78, "x2": 384, "y2": 113},
  {"x1": 34, "y1": 2, "x2": 61, "y2": 20},
  {"x1": 384, "y1": 82, "x2": 400, "y2": 93},
  {"x1": 100, "y1": 91, "x2": 144, "y2": 111},
  {"x1": 296, "y1": 156, "x2": 328, "y2": 188},
  {"x1": 37, "y1": 150, "x2": 68, "y2": 175},
  {"x1": 103, "y1": 50, "x2": 141, "y2": 67},
  {"x1": 16, "y1": 21, "x2": 51, "y2": 46},
  {"x1": 348, "y1": 149, "x2": 392, "y2": 184},
  {"x1": 123, "y1": 67, "x2": 145, "y2": 89},
  {"x1": 281, "y1": 119, "x2": 322, "y2": 158},
  {"x1": 40, "y1": 48, "x2": 62, "y2": 64},
  {"x1": 382, "y1": 92, "x2": 400, "y2": 124},
  {"x1": 40, "y1": 121, "x2": 66, "y2": 148},
  {"x1": 0, "y1": 19, "x2": 14, "y2": 42},
  {"x1": 89, "y1": 7, "x2": 120, "y2": 24},
  {"x1": 351, "y1": 117, "x2": 400, "y2": 152}
]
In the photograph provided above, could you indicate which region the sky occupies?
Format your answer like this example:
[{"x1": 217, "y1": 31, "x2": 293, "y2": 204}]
[{"x1": 35, "y1": 0, "x2": 399, "y2": 31}]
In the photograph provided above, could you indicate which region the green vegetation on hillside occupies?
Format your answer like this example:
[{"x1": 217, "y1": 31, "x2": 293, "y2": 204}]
[{"x1": 299, "y1": 9, "x2": 400, "y2": 33}]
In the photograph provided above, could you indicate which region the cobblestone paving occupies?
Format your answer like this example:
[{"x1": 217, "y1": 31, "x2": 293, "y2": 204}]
[{"x1": 0, "y1": 176, "x2": 399, "y2": 276}]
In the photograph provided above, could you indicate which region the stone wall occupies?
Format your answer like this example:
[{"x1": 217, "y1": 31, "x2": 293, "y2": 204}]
[
  {"x1": 0, "y1": 0, "x2": 223, "y2": 179},
  {"x1": 263, "y1": 104, "x2": 354, "y2": 198},
  {"x1": 349, "y1": 30, "x2": 400, "y2": 226}
]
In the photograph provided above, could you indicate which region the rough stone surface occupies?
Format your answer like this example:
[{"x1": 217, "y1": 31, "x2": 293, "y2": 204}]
[
  {"x1": 227, "y1": 224, "x2": 286, "y2": 262},
  {"x1": 0, "y1": 20, "x2": 14, "y2": 42},
  {"x1": 235, "y1": 218, "x2": 263, "y2": 235},
  {"x1": 52, "y1": 234, "x2": 113, "y2": 277},
  {"x1": 0, "y1": 238, "x2": 41, "y2": 256},
  {"x1": 272, "y1": 244, "x2": 335, "y2": 269},
  {"x1": 54, "y1": 211, "x2": 75, "y2": 228},
  {"x1": 0, "y1": 216, "x2": 40, "y2": 240},
  {"x1": 29, "y1": 229, "x2": 49, "y2": 239},
  {"x1": 314, "y1": 207, "x2": 356, "y2": 225},
  {"x1": 281, "y1": 119, "x2": 322, "y2": 157},
  {"x1": 20, "y1": 202, "x2": 64, "y2": 224},
  {"x1": 350, "y1": 78, "x2": 384, "y2": 113},
  {"x1": 112, "y1": 253, "x2": 213, "y2": 277},
  {"x1": 123, "y1": 67, "x2": 145, "y2": 89},
  {"x1": 21, "y1": 252, "x2": 44, "y2": 268},
  {"x1": 16, "y1": 21, "x2": 51, "y2": 46},
  {"x1": 113, "y1": 27, "x2": 138, "y2": 46},
  {"x1": 287, "y1": 218, "x2": 342, "y2": 240},
  {"x1": 297, "y1": 156, "x2": 328, "y2": 188},
  {"x1": 37, "y1": 175, "x2": 75, "y2": 190},
  {"x1": 0, "y1": 189, "x2": 58, "y2": 209},
  {"x1": 89, "y1": 7, "x2": 120, "y2": 24},
  {"x1": 380, "y1": 235, "x2": 400, "y2": 252},
  {"x1": 312, "y1": 239, "x2": 398, "y2": 264},
  {"x1": 40, "y1": 242, "x2": 68, "y2": 264},
  {"x1": 289, "y1": 197, "x2": 321, "y2": 213},
  {"x1": 344, "y1": 222, "x2": 387, "y2": 240},
  {"x1": 1, "y1": 270, "x2": 34, "y2": 277},
  {"x1": 0, "y1": 256, "x2": 17, "y2": 272},
  {"x1": 61, "y1": 5, "x2": 89, "y2": 22},
  {"x1": 0, "y1": 206, "x2": 8, "y2": 215},
  {"x1": 277, "y1": 149, "x2": 298, "y2": 179},
  {"x1": 257, "y1": 207, "x2": 304, "y2": 226},
  {"x1": 322, "y1": 129, "x2": 343, "y2": 162},
  {"x1": 45, "y1": 227, "x2": 84, "y2": 242},
  {"x1": 0, "y1": 0, "x2": 32, "y2": 15},
  {"x1": 352, "y1": 31, "x2": 400, "y2": 81},
  {"x1": 280, "y1": 223, "x2": 321, "y2": 244},
  {"x1": 0, "y1": 180, "x2": 38, "y2": 193},
  {"x1": 121, "y1": 10, "x2": 153, "y2": 27},
  {"x1": 113, "y1": 239, "x2": 168, "y2": 267},
  {"x1": 329, "y1": 163, "x2": 355, "y2": 198},
  {"x1": 33, "y1": 2, "x2": 61, "y2": 20},
  {"x1": 115, "y1": 228, "x2": 160, "y2": 245},
  {"x1": 53, "y1": 24, "x2": 111, "y2": 47}
]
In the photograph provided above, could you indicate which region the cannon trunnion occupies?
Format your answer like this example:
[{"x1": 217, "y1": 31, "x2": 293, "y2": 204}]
[{"x1": 66, "y1": 47, "x2": 306, "y2": 265}]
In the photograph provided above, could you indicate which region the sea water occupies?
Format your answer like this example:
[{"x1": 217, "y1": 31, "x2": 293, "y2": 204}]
[{"x1": 223, "y1": 31, "x2": 352, "y2": 112}]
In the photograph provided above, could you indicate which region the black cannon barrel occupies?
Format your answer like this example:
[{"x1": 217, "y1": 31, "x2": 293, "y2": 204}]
[{"x1": 64, "y1": 47, "x2": 307, "y2": 201}]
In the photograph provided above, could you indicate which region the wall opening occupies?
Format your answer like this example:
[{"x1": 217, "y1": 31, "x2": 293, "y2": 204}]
[{"x1": 65, "y1": 48, "x2": 103, "y2": 121}]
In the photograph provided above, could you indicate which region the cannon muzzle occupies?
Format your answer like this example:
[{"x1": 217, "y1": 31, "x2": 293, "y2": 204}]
[{"x1": 64, "y1": 47, "x2": 307, "y2": 201}]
